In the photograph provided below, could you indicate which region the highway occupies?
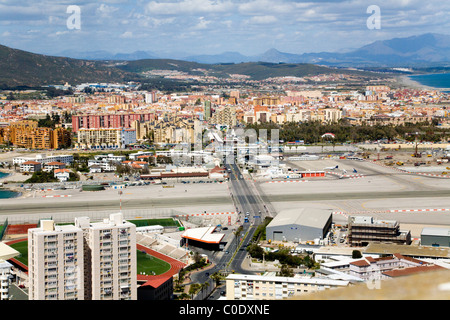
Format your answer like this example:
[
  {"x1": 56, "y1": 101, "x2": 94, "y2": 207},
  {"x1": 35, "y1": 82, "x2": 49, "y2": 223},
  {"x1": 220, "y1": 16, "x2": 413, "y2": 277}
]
[
  {"x1": 224, "y1": 162, "x2": 267, "y2": 274},
  {"x1": 188, "y1": 161, "x2": 268, "y2": 291}
]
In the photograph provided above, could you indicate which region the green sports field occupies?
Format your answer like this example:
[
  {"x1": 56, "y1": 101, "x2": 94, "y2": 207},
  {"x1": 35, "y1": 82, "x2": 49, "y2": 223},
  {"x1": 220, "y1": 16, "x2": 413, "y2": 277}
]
[
  {"x1": 8, "y1": 241, "x2": 28, "y2": 266},
  {"x1": 128, "y1": 218, "x2": 181, "y2": 228},
  {"x1": 136, "y1": 250, "x2": 171, "y2": 275}
]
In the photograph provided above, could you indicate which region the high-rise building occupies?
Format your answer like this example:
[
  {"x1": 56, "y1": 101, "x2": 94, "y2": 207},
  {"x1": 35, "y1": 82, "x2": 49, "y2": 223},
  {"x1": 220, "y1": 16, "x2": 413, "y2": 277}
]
[
  {"x1": 28, "y1": 220, "x2": 85, "y2": 300},
  {"x1": 75, "y1": 213, "x2": 137, "y2": 300},
  {"x1": 28, "y1": 213, "x2": 137, "y2": 300}
]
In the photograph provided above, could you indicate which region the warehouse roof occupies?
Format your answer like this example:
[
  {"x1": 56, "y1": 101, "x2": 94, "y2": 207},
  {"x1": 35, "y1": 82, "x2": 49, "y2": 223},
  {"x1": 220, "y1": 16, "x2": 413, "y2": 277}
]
[
  {"x1": 0, "y1": 242, "x2": 20, "y2": 261},
  {"x1": 267, "y1": 207, "x2": 331, "y2": 229},
  {"x1": 421, "y1": 227, "x2": 450, "y2": 237},
  {"x1": 182, "y1": 226, "x2": 224, "y2": 244}
]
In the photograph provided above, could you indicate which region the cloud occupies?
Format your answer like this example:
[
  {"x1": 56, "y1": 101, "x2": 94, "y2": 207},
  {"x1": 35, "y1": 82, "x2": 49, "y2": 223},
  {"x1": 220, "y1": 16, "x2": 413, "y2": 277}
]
[
  {"x1": 146, "y1": 0, "x2": 234, "y2": 15},
  {"x1": 248, "y1": 15, "x2": 277, "y2": 25},
  {"x1": 120, "y1": 31, "x2": 133, "y2": 38},
  {"x1": 191, "y1": 17, "x2": 211, "y2": 30}
]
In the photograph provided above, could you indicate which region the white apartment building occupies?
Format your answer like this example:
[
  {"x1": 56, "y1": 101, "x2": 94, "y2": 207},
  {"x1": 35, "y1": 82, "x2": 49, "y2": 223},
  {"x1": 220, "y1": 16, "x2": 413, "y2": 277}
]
[
  {"x1": 28, "y1": 213, "x2": 137, "y2": 300},
  {"x1": 75, "y1": 213, "x2": 137, "y2": 300},
  {"x1": 76, "y1": 128, "x2": 137, "y2": 150},
  {"x1": 28, "y1": 220, "x2": 85, "y2": 300},
  {"x1": 13, "y1": 154, "x2": 74, "y2": 166},
  {"x1": 226, "y1": 273, "x2": 349, "y2": 300}
]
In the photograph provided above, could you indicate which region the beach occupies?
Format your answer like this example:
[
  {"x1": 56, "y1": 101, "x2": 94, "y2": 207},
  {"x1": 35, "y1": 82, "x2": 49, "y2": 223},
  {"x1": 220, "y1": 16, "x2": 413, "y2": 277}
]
[
  {"x1": 396, "y1": 75, "x2": 436, "y2": 90},
  {"x1": 396, "y1": 74, "x2": 450, "y2": 91}
]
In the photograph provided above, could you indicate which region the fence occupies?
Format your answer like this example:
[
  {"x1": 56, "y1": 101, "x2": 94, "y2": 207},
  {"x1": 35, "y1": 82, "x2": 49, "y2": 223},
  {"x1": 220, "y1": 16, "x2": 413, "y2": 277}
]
[
  {"x1": 0, "y1": 217, "x2": 8, "y2": 241},
  {"x1": 0, "y1": 208, "x2": 188, "y2": 226}
]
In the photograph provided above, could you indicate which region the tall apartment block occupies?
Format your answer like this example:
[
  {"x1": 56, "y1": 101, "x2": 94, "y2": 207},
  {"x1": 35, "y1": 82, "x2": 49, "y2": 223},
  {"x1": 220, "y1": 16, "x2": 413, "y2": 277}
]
[
  {"x1": 72, "y1": 113, "x2": 156, "y2": 133},
  {"x1": 75, "y1": 213, "x2": 137, "y2": 300},
  {"x1": 28, "y1": 220, "x2": 85, "y2": 300},
  {"x1": 28, "y1": 213, "x2": 137, "y2": 300}
]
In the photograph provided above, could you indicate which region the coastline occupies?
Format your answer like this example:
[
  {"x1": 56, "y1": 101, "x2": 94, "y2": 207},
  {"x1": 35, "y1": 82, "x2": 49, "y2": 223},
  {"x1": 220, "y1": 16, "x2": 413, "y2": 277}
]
[
  {"x1": 396, "y1": 75, "x2": 436, "y2": 90},
  {"x1": 396, "y1": 74, "x2": 450, "y2": 91},
  {"x1": 0, "y1": 169, "x2": 26, "y2": 199}
]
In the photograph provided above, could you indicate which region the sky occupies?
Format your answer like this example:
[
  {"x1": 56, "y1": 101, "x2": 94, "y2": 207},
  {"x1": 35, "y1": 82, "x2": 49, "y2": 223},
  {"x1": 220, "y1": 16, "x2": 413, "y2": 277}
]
[{"x1": 0, "y1": 0, "x2": 449, "y2": 57}]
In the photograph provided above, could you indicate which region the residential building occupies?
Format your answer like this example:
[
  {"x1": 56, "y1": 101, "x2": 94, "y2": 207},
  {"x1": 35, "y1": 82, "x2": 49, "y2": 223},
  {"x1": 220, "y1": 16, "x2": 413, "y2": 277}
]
[
  {"x1": 20, "y1": 161, "x2": 42, "y2": 173},
  {"x1": 0, "y1": 121, "x2": 71, "y2": 149},
  {"x1": 209, "y1": 106, "x2": 237, "y2": 127},
  {"x1": 72, "y1": 112, "x2": 156, "y2": 133},
  {"x1": 28, "y1": 214, "x2": 137, "y2": 300},
  {"x1": 74, "y1": 213, "x2": 137, "y2": 300},
  {"x1": 43, "y1": 161, "x2": 66, "y2": 172},
  {"x1": 13, "y1": 154, "x2": 74, "y2": 166},
  {"x1": 76, "y1": 128, "x2": 136, "y2": 149},
  {"x1": 225, "y1": 273, "x2": 349, "y2": 300},
  {"x1": 28, "y1": 220, "x2": 85, "y2": 300},
  {"x1": 348, "y1": 253, "x2": 428, "y2": 281},
  {"x1": 54, "y1": 168, "x2": 71, "y2": 182}
]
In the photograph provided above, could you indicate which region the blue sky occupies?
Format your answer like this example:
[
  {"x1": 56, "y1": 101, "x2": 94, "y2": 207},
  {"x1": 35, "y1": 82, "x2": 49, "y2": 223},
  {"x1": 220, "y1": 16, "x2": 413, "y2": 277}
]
[{"x1": 0, "y1": 0, "x2": 449, "y2": 57}]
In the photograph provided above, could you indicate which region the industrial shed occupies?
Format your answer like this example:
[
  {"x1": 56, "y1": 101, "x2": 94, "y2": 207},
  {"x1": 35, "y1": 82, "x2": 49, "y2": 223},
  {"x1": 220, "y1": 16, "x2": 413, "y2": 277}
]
[
  {"x1": 421, "y1": 227, "x2": 450, "y2": 247},
  {"x1": 266, "y1": 208, "x2": 332, "y2": 242}
]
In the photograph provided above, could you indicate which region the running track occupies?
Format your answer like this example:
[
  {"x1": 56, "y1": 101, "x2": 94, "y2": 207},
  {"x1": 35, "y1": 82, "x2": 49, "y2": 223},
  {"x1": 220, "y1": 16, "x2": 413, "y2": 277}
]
[{"x1": 3, "y1": 239, "x2": 187, "y2": 287}]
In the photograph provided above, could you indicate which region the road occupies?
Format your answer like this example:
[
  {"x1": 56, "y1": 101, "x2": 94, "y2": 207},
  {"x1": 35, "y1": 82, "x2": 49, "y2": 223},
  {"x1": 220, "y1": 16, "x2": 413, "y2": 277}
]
[
  {"x1": 224, "y1": 162, "x2": 268, "y2": 274},
  {"x1": 189, "y1": 161, "x2": 269, "y2": 295}
]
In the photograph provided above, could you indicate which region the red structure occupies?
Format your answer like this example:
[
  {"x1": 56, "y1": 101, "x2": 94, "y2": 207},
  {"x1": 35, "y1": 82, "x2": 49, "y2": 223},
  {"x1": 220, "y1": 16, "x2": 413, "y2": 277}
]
[{"x1": 72, "y1": 113, "x2": 156, "y2": 132}]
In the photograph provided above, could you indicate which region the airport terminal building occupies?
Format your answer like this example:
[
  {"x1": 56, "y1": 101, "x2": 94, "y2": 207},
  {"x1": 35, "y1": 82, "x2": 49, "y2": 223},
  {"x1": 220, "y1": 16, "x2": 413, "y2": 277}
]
[{"x1": 266, "y1": 208, "x2": 332, "y2": 243}]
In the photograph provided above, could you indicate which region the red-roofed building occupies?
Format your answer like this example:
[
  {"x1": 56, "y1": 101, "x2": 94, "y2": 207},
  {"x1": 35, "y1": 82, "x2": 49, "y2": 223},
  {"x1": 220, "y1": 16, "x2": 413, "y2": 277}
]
[
  {"x1": 20, "y1": 160, "x2": 41, "y2": 173},
  {"x1": 43, "y1": 161, "x2": 66, "y2": 172},
  {"x1": 382, "y1": 265, "x2": 444, "y2": 278},
  {"x1": 54, "y1": 168, "x2": 71, "y2": 182},
  {"x1": 137, "y1": 275, "x2": 173, "y2": 300},
  {"x1": 349, "y1": 253, "x2": 429, "y2": 281}
]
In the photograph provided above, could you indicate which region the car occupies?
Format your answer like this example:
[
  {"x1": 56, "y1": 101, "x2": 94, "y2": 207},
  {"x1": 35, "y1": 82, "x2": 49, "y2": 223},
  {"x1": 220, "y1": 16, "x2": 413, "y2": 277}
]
[
  {"x1": 222, "y1": 227, "x2": 228, "y2": 230},
  {"x1": 220, "y1": 291, "x2": 226, "y2": 296}
]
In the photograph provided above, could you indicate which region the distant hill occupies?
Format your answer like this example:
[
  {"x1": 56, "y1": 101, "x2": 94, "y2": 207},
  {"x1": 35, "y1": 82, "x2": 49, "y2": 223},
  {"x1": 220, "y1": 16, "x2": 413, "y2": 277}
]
[
  {"x1": 0, "y1": 45, "x2": 136, "y2": 88},
  {"x1": 117, "y1": 59, "x2": 379, "y2": 80},
  {"x1": 55, "y1": 49, "x2": 160, "y2": 61},
  {"x1": 0, "y1": 44, "x2": 383, "y2": 88},
  {"x1": 180, "y1": 33, "x2": 450, "y2": 67}
]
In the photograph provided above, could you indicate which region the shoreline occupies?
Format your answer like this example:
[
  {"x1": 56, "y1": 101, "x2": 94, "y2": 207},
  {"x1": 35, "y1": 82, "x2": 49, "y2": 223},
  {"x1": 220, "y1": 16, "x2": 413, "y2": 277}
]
[
  {"x1": 396, "y1": 74, "x2": 450, "y2": 91},
  {"x1": 0, "y1": 169, "x2": 26, "y2": 199}
]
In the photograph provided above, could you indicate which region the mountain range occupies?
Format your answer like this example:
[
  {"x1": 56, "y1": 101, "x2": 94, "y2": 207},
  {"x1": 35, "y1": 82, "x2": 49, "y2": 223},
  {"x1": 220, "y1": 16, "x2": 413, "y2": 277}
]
[
  {"x1": 3, "y1": 33, "x2": 450, "y2": 88},
  {"x1": 54, "y1": 33, "x2": 450, "y2": 68}
]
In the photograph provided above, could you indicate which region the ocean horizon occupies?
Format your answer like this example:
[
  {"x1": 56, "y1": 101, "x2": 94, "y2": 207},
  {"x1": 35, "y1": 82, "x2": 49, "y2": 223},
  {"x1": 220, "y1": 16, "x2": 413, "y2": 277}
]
[{"x1": 408, "y1": 73, "x2": 450, "y2": 92}]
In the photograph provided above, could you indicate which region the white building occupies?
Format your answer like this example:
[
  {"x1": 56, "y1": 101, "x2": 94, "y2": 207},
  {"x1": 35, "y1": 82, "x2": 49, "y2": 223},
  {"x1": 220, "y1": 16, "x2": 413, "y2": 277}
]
[
  {"x1": 226, "y1": 273, "x2": 349, "y2": 300},
  {"x1": 13, "y1": 154, "x2": 74, "y2": 166},
  {"x1": 28, "y1": 213, "x2": 137, "y2": 300},
  {"x1": 74, "y1": 213, "x2": 137, "y2": 300},
  {"x1": 28, "y1": 220, "x2": 85, "y2": 300}
]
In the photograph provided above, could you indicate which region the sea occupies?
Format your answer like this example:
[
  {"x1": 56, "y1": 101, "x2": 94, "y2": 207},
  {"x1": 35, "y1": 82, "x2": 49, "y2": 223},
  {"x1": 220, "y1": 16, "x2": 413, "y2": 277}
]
[
  {"x1": 0, "y1": 171, "x2": 20, "y2": 199},
  {"x1": 408, "y1": 73, "x2": 450, "y2": 93}
]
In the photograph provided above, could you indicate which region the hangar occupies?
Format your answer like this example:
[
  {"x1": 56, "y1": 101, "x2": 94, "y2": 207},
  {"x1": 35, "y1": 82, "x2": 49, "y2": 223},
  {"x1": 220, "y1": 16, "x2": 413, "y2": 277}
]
[{"x1": 266, "y1": 208, "x2": 332, "y2": 242}]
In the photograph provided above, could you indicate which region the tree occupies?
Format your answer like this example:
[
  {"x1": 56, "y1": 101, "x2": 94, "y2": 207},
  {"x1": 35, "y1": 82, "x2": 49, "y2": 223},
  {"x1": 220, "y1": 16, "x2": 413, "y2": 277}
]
[
  {"x1": 189, "y1": 283, "x2": 201, "y2": 299},
  {"x1": 278, "y1": 264, "x2": 294, "y2": 277},
  {"x1": 352, "y1": 250, "x2": 362, "y2": 259}
]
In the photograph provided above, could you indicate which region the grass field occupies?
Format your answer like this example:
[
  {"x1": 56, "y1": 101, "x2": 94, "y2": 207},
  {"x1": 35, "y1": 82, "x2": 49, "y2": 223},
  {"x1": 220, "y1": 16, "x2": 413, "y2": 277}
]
[
  {"x1": 128, "y1": 218, "x2": 181, "y2": 228},
  {"x1": 8, "y1": 241, "x2": 28, "y2": 266},
  {"x1": 136, "y1": 250, "x2": 171, "y2": 275}
]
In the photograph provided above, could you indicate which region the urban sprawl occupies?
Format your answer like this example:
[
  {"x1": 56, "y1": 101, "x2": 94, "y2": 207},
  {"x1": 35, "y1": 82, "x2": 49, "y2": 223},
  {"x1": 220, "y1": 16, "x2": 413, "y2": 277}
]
[{"x1": 1, "y1": 73, "x2": 450, "y2": 301}]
